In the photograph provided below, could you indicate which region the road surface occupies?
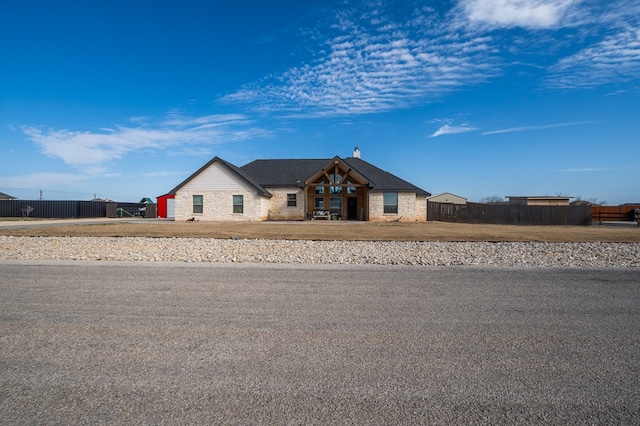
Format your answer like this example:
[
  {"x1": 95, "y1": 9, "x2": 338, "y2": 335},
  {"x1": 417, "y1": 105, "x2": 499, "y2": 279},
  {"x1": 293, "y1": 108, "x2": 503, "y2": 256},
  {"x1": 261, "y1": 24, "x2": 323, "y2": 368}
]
[{"x1": 1, "y1": 261, "x2": 639, "y2": 424}]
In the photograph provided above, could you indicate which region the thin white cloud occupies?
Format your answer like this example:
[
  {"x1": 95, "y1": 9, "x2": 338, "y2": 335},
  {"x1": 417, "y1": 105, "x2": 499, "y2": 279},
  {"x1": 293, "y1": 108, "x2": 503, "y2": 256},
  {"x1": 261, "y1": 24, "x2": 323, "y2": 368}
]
[
  {"x1": 545, "y1": 27, "x2": 640, "y2": 88},
  {"x1": 430, "y1": 124, "x2": 478, "y2": 138},
  {"x1": 160, "y1": 112, "x2": 249, "y2": 127},
  {"x1": 558, "y1": 168, "x2": 608, "y2": 172},
  {"x1": 458, "y1": 0, "x2": 583, "y2": 29},
  {"x1": 0, "y1": 172, "x2": 89, "y2": 190},
  {"x1": 21, "y1": 113, "x2": 271, "y2": 170},
  {"x1": 222, "y1": 5, "x2": 501, "y2": 117},
  {"x1": 220, "y1": 1, "x2": 640, "y2": 116},
  {"x1": 483, "y1": 120, "x2": 595, "y2": 135}
]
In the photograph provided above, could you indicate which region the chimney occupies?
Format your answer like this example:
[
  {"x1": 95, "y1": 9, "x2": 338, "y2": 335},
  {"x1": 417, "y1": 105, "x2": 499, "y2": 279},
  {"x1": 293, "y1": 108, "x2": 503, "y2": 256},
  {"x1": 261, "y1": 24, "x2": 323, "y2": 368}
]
[{"x1": 353, "y1": 147, "x2": 361, "y2": 158}]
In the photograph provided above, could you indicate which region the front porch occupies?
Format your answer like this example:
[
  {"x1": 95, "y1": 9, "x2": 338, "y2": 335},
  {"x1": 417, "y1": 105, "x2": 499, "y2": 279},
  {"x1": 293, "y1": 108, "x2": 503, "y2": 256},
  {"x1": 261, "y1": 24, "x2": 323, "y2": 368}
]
[{"x1": 304, "y1": 158, "x2": 370, "y2": 221}]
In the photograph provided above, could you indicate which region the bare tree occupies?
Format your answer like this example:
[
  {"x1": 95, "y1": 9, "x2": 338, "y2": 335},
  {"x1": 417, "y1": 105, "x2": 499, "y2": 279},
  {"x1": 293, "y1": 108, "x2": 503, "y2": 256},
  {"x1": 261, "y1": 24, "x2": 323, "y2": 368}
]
[
  {"x1": 573, "y1": 196, "x2": 607, "y2": 206},
  {"x1": 480, "y1": 195, "x2": 505, "y2": 203}
]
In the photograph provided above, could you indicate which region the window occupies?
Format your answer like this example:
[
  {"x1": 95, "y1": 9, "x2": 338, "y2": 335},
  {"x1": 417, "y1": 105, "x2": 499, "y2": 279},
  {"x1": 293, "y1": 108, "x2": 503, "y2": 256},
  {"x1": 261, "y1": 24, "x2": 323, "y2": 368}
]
[
  {"x1": 347, "y1": 180, "x2": 357, "y2": 194},
  {"x1": 315, "y1": 185, "x2": 324, "y2": 194},
  {"x1": 314, "y1": 198, "x2": 324, "y2": 210},
  {"x1": 193, "y1": 195, "x2": 203, "y2": 214},
  {"x1": 383, "y1": 192, "x2": 398, "y2": 214},
  {"x1": 329, "y1": 173, "x2": 343, "y2": 194},
  {"x1": 287, "y1": 193, "x2": 297, "y2": 207},
  {"x1": 330, "y1": 197, "x2": 342, "y2": 215},
  {"x1": 233, "y1": 195, "x2": 243, "y2": 214}
]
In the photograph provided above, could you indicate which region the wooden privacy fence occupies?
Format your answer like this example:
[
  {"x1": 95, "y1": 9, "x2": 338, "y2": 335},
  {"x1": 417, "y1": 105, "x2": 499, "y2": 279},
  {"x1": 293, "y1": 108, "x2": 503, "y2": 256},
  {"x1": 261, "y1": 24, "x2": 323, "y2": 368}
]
[
  {"x1": 0, "y1": 200, "x2": 157, "y2": 219},
  {"x1": 592, "y1": 205, "x2": 640, "y2": 225},
  {"x1": 427, "y1": 202, "x2": 592, "y2": 226}
]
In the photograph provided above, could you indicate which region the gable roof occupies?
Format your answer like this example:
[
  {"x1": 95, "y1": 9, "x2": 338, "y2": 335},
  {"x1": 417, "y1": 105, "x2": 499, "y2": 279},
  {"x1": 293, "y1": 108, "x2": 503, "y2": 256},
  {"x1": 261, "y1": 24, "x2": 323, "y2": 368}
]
[
  {"x1": 0, "y1": 191, "x2": 16, "y2": 200},
  {"x1": 427, "y1": 192, "x2": 467, "y2": 202},
  {"x1": 169, "y1": 156, "x2": 271, "y2": 197},
  {"x1": 241, "y1": 156, "x2": 430, "y2": 196},
  {"x1": 169, "y1": 155, "x2": 430, "y2": 197},
  {"x1": 342, "y1": 157, "x2": 430, "y2": 196},
  {"x1": 241, "y1": 159, "x2": 328, "y2": 187}
]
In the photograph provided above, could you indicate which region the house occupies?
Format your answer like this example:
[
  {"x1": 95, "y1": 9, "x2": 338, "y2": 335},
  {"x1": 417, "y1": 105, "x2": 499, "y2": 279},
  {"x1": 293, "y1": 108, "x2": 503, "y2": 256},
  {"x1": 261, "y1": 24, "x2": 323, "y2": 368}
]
[
  {"x1": 426, "y1": 192, "x2": 467, "y2": 219},
  {"x1": 427, "y1": 192, "x2": 467, "y2": 205},
  {"x1": 166, "y1": 149, "x2": 430, "y2": 222},
  {"x1": 507, "y1": 196, "x2": 572, "y2": 206},
  {"x1": 0, "y1": 192, "x2": 16, "y2": 200}
]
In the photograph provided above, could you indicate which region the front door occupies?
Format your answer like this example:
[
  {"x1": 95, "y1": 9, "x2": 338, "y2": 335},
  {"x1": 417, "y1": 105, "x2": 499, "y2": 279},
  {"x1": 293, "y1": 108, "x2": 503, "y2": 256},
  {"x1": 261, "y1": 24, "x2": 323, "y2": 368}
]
[{"x1": 347, "y1": 198, "x2": 358, "y2": 220}]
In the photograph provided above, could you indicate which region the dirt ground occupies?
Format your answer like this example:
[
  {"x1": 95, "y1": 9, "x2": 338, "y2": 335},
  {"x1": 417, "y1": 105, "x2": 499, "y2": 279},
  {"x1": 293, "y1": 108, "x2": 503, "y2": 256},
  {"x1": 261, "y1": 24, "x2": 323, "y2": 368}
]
[{"x1": 1, "y1": 219, "x2": 639, "y2": 242}]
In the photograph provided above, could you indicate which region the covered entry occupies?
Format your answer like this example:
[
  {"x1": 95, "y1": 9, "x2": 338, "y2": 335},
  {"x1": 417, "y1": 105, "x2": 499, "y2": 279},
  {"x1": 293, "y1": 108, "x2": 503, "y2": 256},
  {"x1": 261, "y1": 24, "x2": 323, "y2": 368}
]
[{"x1": 304, "y1": 157, "x2": 369, "y2": 220}]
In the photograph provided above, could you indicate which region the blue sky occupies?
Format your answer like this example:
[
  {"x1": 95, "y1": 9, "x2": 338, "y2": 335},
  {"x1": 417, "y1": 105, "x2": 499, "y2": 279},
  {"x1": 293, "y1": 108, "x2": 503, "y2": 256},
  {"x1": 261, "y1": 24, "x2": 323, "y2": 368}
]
[{"x1": 1, "y1": 0, "x2": 639, "y2": 204}]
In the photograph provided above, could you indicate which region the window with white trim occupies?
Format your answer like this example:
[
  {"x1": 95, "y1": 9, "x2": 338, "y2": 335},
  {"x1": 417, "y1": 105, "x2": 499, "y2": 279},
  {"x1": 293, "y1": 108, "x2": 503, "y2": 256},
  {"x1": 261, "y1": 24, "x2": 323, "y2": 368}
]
[
  {"x1": 383, "y1": 192, "x2": 398, "y2": 214},
  {"x1": 193, "y1": 195, "x2": 203, "y2": 214},
  {"x1": 233, "y1": 195, "x2": 243, "y2": 214}
]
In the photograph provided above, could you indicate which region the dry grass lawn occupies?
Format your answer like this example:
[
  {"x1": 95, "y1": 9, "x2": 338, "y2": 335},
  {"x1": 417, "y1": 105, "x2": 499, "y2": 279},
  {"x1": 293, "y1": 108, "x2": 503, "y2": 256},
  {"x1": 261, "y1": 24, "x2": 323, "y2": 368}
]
[{"x1": 1, "y1": 219, "x2": 639, "y2": 242}]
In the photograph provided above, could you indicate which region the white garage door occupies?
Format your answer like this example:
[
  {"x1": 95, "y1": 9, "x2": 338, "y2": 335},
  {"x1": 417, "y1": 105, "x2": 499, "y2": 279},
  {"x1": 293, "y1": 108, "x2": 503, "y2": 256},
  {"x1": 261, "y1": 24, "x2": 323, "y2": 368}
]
[{"x1": 166, "y1": 198, "x2": 175, "y2": 219}]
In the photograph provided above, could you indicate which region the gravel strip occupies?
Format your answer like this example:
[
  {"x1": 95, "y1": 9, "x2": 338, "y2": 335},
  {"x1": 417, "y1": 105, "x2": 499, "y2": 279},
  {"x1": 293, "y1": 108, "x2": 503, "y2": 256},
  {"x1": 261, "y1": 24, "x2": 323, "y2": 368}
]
[{"x1": 1, "y1": 236, "x2": 638, "y2": 267}]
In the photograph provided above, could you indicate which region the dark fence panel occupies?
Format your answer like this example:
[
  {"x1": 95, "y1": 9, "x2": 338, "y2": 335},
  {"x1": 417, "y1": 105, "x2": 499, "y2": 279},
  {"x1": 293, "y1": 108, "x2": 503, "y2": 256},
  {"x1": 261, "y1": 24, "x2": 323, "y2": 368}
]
[
  {"x1": 427, "y1": 202, "x2": 592, "y2": 226},
  {"x1": 115, "y1": 203, "x2": 147, "y2": 217},
  {"x1": 0, "y1": 200, "x2": 110, "y2": 219}
]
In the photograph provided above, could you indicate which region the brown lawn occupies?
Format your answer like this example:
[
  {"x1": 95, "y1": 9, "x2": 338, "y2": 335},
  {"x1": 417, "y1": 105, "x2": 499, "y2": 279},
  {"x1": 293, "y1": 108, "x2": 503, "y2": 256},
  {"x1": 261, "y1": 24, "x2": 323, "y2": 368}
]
[{"x1": 1, "y1": 219, "x2": 639, "y2": 242}]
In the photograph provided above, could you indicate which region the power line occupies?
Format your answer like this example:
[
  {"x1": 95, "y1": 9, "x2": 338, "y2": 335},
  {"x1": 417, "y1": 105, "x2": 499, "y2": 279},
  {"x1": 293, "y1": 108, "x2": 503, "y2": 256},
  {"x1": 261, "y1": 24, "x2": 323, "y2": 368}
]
[{"x1": 0, "y1": 186, "x2": 142, "y2": 201}]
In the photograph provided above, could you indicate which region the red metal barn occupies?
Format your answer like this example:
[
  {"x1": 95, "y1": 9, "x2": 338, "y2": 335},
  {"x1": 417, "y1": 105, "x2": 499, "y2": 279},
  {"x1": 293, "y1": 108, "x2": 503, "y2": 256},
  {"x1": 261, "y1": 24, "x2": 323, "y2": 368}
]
[{"x1": 156, "y1": 194, "x2": 175, "y2": 219}]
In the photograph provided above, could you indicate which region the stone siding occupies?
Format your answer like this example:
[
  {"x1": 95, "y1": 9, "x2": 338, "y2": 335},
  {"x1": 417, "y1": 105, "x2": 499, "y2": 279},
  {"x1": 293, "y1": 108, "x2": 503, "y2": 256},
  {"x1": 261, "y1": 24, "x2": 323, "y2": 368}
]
[
  {"x1": 369, "y1": 192, "x2": 426, "y2": 222},
  {"x1": 266, "y1": 188, "x2": 306, "y2": 221},
  {"x1": 174, "y1": 190, "x2": 269, "y2": 221}
]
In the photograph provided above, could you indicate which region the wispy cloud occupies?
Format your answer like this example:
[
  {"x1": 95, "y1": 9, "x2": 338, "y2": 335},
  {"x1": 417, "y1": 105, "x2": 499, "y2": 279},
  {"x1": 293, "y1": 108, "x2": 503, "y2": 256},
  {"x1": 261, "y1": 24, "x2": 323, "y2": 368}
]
[
  {"x1": 220, "y1": 1, "x2": 640, "y2": 117},
  {"x1": 558, "y1": 168, "x2": 608, "y2": 173},
  {"x1": 0, "y1": 172, "x2": 90, "y2": 191},
  {"x1": 545, "y1": 27, "x2": 640, "y2": 89},
  {"x1": 20, "y1": 113, "x2": 270, "y2": 171},
  {"x1": 483, "y1": 120, "x2": 596, "y2": 135},
  {"x1": 430, "y1": 124, "x2": 478, "y2": 138},
  {"x1": 458, "y1": 0, "x2": 583, "y2": 30},
  {"x1": 222, "y1": 5, "x2": 501, "y2": 117}
]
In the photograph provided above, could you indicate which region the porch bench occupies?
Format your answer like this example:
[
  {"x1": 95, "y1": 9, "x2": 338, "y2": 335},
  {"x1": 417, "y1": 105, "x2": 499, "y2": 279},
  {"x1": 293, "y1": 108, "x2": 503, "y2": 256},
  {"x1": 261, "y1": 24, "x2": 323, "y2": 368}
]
[{"x1": 312, "y1": 210, "x2": 330, "y2": 220}]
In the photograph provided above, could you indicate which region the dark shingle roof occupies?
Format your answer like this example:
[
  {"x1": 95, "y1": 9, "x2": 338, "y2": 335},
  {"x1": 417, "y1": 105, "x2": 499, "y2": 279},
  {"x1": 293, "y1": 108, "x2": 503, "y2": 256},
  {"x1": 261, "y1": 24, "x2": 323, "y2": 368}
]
[
  {"x1": 241, "y1": 157, "x2": 430, "y2": 196},
  {"x1": 342, "y1": 157, "x2": 430, "y2": 196},
  {"x1": 240, "y1": 159, "x2": 330, "y2": 187},
  {"x1": 169, "y1": 156, "x2": 430, "y2": 197}
]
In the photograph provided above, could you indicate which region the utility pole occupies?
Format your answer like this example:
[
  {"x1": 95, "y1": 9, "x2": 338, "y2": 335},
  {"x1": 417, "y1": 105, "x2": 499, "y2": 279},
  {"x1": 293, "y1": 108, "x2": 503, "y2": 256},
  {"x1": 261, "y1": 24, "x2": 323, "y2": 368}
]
[{"x1": 39, "y1": 190, "x2": 43, "y2": 200}]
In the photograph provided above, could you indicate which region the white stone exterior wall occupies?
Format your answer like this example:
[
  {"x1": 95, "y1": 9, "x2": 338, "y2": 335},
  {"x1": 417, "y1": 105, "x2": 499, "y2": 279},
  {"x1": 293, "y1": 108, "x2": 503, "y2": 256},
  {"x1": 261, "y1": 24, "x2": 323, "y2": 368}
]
[
  {"x1": 415, "y1": 195, "x2": 427, "y2": 222},
  {"x1": 266, "y1": 187, "x2": 306, "y2": 220},
  {"x1": 368, "y1": 192, "x2": 426, "y2": 222},
  {"x1": 174, "y1": 190, "x2": 269, "y2": 221},
  {"x1": 173, "y1": 160, "x2": 270, "y2": 221}
]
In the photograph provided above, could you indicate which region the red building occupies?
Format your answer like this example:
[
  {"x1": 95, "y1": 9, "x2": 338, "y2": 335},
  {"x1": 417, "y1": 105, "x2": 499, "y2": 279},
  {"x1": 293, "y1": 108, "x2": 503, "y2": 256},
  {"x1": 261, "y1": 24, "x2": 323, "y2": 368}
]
[{"x1": 156, "y1": 194, "x2": 175, "y2": 219}]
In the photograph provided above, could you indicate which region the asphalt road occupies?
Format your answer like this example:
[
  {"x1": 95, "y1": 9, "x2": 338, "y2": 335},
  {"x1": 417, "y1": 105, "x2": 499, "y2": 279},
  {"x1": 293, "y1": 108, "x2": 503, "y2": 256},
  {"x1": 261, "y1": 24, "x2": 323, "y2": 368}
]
[{"x1": 1, "y1": 262, "x2": 639, "y2": 425}]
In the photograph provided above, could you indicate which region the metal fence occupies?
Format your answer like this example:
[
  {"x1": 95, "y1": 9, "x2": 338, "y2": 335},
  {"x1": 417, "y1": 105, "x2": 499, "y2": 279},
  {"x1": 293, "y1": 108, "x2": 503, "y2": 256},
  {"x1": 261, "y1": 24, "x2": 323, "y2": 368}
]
[
  {"x1": 427, "y1": 202, "x2": 592, "y2": 226},
  {"x1": 0, "y1": 200, "x2": 159, "y2": 219},
  {"x1": 0, "y1": 200, "x2": 112, "y2": 219}
]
